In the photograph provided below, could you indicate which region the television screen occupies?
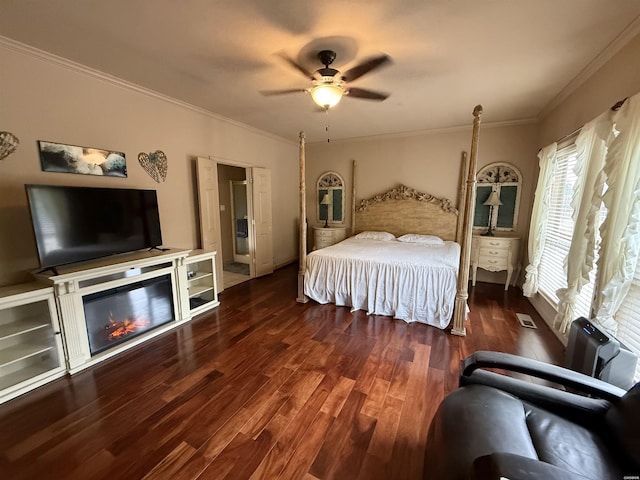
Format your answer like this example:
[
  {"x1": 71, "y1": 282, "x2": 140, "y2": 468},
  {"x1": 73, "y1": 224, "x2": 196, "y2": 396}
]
[{"x1": 25, "y1": 184, "x2": 163, "y2": 269}]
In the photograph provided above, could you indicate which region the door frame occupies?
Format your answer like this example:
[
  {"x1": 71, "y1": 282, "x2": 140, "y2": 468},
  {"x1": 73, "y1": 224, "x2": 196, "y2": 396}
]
[
  {"x1": 230, "y1": 179, "x2": 252, "y2": 265},
  {"x1": 199, "y1": 156, "x2": 265, "y2": 282},
  {"x1": 218, "y1": 160, "x2": 256, "y2": 279}
]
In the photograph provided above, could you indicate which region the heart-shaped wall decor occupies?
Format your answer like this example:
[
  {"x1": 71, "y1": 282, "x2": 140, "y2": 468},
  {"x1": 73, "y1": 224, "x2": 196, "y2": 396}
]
[
  {"x1": 0, "y1": 131, "x2": 19, "y2": 161},
  {"x1": 138, "y1": 150, "x2": 168, "y2": 183}
]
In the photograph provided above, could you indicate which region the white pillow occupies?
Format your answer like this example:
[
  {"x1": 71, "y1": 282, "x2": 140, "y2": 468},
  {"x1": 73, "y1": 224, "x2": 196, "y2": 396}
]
[
  {"x1": 397, "y1": 233, "x2": 444, "y2": 245},
  {"x1": 354, "y1": 231, "x2": 396, "y2": 241}
]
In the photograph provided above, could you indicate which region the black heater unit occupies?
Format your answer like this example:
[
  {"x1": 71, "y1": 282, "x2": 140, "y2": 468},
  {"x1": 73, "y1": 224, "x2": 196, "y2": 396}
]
[{"x1": 565, "y1": 317, "x2": 637, "y2": 390}]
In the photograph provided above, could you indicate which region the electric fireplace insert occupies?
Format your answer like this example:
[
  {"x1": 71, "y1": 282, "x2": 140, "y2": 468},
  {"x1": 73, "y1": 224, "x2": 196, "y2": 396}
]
[{"x1": 83, "y1": 274, "x2": 174, "y2": 356}]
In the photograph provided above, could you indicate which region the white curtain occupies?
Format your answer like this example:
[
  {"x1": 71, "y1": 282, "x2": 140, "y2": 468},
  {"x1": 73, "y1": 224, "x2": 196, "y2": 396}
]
[
  {"x1": 523, "y1": 143, "x2": 557, "y2": 297},
  {"x1": 554, "y1": 113, "x2": 615, "y2": 334},
  {"x1": 594, "y1": 93, "x2": 640, "y2": 334}
]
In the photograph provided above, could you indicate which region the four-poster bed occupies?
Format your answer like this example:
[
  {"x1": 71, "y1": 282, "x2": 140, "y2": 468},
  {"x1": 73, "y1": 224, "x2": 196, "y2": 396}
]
[{"x1": 297, "y1": 106, "x2": 482, "y2": 335}]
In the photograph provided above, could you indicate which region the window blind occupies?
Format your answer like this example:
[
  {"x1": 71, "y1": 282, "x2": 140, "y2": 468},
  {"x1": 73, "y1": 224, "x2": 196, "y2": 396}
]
[
  {"x1": 536, "y1": 144, "x2": 597, "y2": 319},
  {"x1": 537, "y1": 145, "x2": 574, "y2": 305}
]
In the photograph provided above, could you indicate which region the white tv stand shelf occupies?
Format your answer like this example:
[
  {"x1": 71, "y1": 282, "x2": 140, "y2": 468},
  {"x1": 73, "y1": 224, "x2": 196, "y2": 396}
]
[
  {"x1": 0, "y1": 282, "x2": 66, "y2": 404},
  {"x1": 33, "y1": 248, "x2": 219, "y2": 375},
  {"x1": 184, "y1": 250, "x2": 220, "y2": 318}
]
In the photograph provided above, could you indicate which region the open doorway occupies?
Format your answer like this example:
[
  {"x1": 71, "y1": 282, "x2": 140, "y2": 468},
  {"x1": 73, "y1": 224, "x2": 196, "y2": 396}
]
[
  {"x1": 196, "y1": 157, "x2": 273, "y2": 294},
  {"x1": 217, "y1": 164, "x2": 251, "y2": 289}
]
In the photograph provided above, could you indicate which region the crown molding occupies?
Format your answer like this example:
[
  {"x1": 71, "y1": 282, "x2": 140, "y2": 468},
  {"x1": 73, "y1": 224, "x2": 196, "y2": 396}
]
[
  {"x1": 538, "y1": 15, "x2": 640, "y2": 120},
  {"x1": 0, "y1": 36, "x2": 296, "y2": 147}
]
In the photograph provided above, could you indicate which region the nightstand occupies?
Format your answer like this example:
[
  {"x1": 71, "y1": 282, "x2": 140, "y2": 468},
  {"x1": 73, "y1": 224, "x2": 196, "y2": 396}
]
[
  {"x1": 471, "y1": 235, "x2": 520, "y2": 290},
  {"x1": 313, "y1": 226, "x2": 347, "y2": 250}
]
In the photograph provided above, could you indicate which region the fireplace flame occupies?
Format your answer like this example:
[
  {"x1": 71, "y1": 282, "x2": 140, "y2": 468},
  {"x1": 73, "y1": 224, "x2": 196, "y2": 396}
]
[{"x1": 106, "y1": 312, "x2": 151, "y2": 340}]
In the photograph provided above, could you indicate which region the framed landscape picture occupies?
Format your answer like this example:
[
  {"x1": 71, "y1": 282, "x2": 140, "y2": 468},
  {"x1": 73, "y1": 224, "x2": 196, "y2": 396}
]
[{"x1": 38, "y1": 140, "x2": 127, "y2": 177}]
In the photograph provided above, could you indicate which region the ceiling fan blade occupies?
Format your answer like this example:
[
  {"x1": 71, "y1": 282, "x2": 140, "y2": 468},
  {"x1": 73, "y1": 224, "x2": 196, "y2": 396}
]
[
  {"x1": 260, "y1": 88, "x2": 308, "y2": 96},
  {"x1": 341, "y1": 54, "x2": 391, "y2": 82},
  {"x1": 346, "y1": 87, "x2": 389, "y2": 101},
  {"x1": 276, "y1": 51, "x2": 315, "y2": 80}
]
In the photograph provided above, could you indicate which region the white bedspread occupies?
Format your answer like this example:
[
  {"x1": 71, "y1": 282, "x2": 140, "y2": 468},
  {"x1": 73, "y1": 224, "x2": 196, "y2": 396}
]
[{"x1": 304, "y1": 237, "x2": 460, "y2": 328}]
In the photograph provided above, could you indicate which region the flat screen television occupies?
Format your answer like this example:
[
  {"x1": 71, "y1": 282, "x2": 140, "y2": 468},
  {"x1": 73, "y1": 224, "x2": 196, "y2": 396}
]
[{"x1": 25, "y1": 184, "x2": 163, "y2": 270}]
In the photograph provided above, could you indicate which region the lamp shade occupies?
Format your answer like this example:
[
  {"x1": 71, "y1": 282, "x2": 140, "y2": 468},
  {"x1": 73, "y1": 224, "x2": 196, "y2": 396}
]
[
  {"x1": 483, "y1": 190, "x2": 503, "y2": 207},
  {"x1": 320, "y1": 193, "x2": 332, "y2": 205},
  {"x1": 311, "y1": 84, "x2": 343, "y2": 108}
]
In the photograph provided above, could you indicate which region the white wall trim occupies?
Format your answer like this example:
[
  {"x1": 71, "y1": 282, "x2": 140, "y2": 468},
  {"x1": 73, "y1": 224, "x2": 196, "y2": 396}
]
[
  {"x1": 275, "y1": 256, "x2": 298, "y2": 269},
  {"x1": 0, "y1": 35, "x2": 296, "y2": 147},
  {"x1": 538, "y1": 15, "x2": 640, "y2": 120},
  {"x1": 527, "y1": 293, "x2": 568, "y2": 346}
]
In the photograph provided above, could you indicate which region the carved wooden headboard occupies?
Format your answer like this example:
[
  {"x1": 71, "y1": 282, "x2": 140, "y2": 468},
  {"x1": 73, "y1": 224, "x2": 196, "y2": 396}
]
[{"x1": 354, "y1": 184, "x2": 459, "y2": 241}]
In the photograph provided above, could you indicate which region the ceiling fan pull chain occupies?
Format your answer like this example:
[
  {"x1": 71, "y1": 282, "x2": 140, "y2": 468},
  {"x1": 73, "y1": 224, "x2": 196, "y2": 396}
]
[{"x1": 325, "y1": 108, "x2": 331, "y2": 143}]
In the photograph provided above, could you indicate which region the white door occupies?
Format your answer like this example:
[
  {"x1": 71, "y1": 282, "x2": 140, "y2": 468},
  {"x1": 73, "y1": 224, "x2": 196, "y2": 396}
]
[
  {"x1": 196, "y1": 157, "x2": 224, "y2": 293},
  {"x1": 251, "y1": 167, "x2": 274, "y2": 277}
]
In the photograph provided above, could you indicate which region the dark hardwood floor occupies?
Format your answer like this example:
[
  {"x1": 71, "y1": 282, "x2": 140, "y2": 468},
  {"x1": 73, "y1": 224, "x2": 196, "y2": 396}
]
[{"x1": 0, "y1": 264, "x2": 564, "y2": 480}]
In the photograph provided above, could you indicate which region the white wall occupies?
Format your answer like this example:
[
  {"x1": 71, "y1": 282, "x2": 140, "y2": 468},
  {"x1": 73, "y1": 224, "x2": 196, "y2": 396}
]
[
  {"x1": 540, "y1": 32, "x2": 640, "y2": 147},
  {"x1": 0, "y1": 40, "x2": 299, "y2": 287},
  {"x1": 305, "y1": 121, "x2": 539, "y2": 284}
]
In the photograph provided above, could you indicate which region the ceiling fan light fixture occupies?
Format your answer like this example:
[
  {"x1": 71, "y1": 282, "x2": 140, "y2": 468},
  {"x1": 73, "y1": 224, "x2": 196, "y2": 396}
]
[{"x1": 311, "y1": 83, "x2": 344, "y2": 109}]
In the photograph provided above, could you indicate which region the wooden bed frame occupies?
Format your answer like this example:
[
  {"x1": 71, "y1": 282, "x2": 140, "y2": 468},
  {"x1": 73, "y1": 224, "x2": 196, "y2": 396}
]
[{"x1": 297, "y1": 105, "x2": 482, "y2": 336}]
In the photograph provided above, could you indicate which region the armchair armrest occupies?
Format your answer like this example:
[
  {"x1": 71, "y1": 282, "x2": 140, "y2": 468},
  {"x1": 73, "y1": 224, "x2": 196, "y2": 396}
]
[
  {"x1": 461, "y1": 369, "x2": 613, "y2": 424},
  {"x1": 462, "y1": 351, "x2": 626, "y2": 401},
  {"x1": 472, "y1": 453, "x2": 593, "y2": 480}
]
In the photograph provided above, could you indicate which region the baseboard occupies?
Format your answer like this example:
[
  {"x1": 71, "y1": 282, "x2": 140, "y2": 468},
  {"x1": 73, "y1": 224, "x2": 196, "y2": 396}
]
[
  {"x1": 526, "y1": 293, "x2": 568, "y2": 346},
  {"x1": 275, "y1": 257, "x2": 298, "y2": 270}
]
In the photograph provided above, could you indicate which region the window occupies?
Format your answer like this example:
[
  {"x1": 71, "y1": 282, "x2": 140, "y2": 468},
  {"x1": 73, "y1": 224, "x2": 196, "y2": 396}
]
[
  {"x1": 528, "y1": 96, "x2": 640, "y2": 385},
  {"x1": 536, "y1": 144, "x2": 597, "y2": 318},
  {"x1": 473, "y1": 162, "x2": 521, "y2": 232},
  {"x1": 317, "y1": 172, "x2": 345, "y2": 225}
]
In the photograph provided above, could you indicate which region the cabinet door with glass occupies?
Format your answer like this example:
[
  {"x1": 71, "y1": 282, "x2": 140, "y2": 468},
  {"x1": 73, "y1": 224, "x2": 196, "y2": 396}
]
[
  {"x1": 0, "y1": 283, "x2": 66, "y2": 404},
  {"x1": 184, "y1": 250, "x2": 220, "y2": 317}
]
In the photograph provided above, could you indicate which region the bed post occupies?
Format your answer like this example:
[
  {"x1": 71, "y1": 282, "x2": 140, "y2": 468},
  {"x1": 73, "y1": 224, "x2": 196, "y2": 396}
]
[
  {"x1": 297, "y1": 131, "x2": 309, "y2": 303},
  {"x1": 351, "y1": 160, "x2": 357, "y2": 235},
  {"x1": 456, "y1": 151, "x2": 469, "y2": 245},
  {"x1": 451, "y1": 105, "x2": 482, "y2": 336}
]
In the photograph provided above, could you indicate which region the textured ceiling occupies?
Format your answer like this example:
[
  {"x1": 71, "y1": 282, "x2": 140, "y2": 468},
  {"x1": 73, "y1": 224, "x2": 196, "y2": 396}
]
[{"x1": 2, "y1": 0, "x2": 640, "y2": 142}]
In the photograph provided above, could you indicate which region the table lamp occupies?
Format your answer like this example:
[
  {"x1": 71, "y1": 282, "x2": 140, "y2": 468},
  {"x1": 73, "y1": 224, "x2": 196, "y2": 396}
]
[
  {"x1": 320, "y1": 193, "x2": 332, "y2": 228},
  {"x1": 483, "y1": 190, "x2": 503, "y2": 236}
]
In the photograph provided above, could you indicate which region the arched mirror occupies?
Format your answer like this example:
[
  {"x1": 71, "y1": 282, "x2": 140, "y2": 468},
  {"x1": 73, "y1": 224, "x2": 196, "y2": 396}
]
[
  {"x1": 317, "y1": 171, "x2": 345, "y2": 226},
  {"x1": 473, "y1": 162, "x2": 522, "y2": 233}
]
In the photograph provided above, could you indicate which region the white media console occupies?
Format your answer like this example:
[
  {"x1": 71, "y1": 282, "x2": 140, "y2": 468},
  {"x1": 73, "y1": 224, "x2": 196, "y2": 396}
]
[{"x1": 0, "y1": 248, "x2": 219, "y2": 403}]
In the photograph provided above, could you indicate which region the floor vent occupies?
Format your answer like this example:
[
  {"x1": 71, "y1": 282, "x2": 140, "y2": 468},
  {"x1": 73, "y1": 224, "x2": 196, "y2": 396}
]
[{"x1": 516, "y1": 313, "x2": 537, "y2": 329}]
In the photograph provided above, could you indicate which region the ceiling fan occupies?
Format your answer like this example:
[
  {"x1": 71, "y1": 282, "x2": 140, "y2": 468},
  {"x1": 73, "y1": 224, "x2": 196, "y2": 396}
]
[{"x1": 262, "y1": 49, "x2": 391, "y2": 109}]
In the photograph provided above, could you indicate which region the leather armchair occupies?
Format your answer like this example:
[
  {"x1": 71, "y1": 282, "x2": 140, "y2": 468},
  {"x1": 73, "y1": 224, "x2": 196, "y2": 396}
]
[{"x1": 424, "y1": 351, "x2": 640, "y2": 480}]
